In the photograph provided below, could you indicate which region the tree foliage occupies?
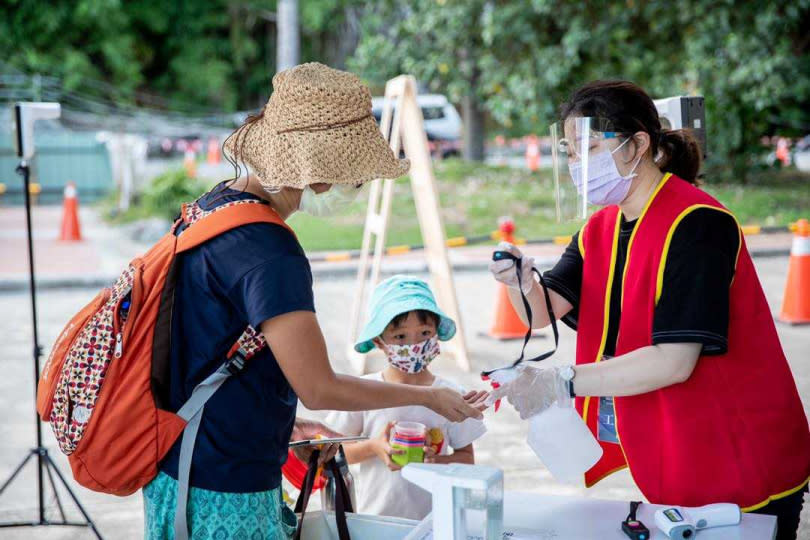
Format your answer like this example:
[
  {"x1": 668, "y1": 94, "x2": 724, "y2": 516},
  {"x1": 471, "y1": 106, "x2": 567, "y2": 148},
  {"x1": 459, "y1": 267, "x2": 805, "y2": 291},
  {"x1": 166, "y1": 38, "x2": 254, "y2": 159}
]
[
  {"x1": 351, "y1": 0, "x2": 810, "y2": 179},
  {"x1": 2, "y1": 0, "x2": 361, "y2": 112},
  {"x1": 2, "y1": 0, "x2": 808, "y2": 180}
]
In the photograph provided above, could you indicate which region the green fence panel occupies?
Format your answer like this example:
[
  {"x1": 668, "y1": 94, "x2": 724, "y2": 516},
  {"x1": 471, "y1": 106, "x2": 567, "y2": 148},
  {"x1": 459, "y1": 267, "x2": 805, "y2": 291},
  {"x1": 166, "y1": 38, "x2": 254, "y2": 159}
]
[{"x1": 0, "y1": 130, "x2": 112, "y2": 204}]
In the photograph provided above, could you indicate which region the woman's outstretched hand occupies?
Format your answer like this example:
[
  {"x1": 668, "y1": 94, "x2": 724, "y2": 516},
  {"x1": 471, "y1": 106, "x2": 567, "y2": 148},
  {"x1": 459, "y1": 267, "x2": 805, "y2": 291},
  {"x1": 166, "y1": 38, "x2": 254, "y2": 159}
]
[
  {"x1": 290, "y1": 418, "x2": 343, "y2": 465},
  {"x1": 463, "y1": 389, "x2": 491, "y2": 411},
  {"x1": 426, "y1": 387, "x2": 485, "y2": 422}
]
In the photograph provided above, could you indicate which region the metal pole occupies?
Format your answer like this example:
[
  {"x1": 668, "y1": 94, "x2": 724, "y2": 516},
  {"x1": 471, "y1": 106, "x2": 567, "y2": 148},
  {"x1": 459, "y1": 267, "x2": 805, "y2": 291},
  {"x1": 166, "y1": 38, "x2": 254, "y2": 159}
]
[
  {"x1": 276, "y1": 0, "x2": 300, "y2": 72},
  {"x1": 19, "y1": 162, "x2": 45, "y2": 523}
]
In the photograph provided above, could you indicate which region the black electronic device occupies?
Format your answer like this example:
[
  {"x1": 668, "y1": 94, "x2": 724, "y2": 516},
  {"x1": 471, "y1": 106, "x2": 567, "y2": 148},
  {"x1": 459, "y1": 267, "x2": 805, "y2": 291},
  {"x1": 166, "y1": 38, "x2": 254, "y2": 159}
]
[{"x1": 622, "y1": 501, "x2": 650, "y2": 540}]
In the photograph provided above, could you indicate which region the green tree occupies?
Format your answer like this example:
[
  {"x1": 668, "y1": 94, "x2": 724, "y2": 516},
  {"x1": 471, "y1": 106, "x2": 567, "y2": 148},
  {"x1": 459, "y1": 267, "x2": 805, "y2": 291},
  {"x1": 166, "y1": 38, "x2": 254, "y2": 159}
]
[
  {"x1": 681, "y1": 0, "x2": 810, "y2": 181},
  {"x1": 351, "y1": 0, "x2": 810, "y2": 180},
  {"x1": 2, "y1": 0, "x2": 143, "y2": 98},
  {"x1": 2, "y1": 0, "x2": 369, "y2": 113},
  {"x1": 350, "y1": 0, "x2": 493, "y2": 161}
]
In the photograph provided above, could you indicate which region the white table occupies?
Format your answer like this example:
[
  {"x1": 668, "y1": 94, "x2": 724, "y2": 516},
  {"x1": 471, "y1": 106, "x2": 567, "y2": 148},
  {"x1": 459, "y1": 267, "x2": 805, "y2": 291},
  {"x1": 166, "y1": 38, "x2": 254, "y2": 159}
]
[
  {"x1": 501, "y1": 492, "x2": 777, "y2": 540},
  {"x1": 301, "y1": 492, "x2": 778, "y2": 539}
]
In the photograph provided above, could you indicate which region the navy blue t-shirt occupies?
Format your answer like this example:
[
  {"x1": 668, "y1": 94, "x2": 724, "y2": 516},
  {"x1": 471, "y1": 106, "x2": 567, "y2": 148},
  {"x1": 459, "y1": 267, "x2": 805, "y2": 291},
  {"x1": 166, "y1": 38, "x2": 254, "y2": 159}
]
[{"x1": 159, "y1": 187, "x2": 314, "y2": 492}]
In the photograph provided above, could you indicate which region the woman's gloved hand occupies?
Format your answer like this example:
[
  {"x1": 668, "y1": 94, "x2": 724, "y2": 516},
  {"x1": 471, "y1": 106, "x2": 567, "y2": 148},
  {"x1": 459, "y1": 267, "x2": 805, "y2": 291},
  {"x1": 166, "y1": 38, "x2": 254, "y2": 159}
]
[
  {"x1": 488, "y1": 242, "x2": 536, "y2": 295},
  {"x1": 488, "y1": 365, "x2": 570, "y2": 420}
]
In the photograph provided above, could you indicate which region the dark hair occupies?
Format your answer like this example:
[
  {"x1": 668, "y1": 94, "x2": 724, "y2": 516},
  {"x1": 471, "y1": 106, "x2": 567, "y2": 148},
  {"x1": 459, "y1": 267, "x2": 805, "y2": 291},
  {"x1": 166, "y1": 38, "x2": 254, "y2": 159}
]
[
  {"x1": 560, "y1": 80, "x2": 702, "y2": 184},
  {"x1": 206, "y1": 107, "x2": 266, "y2": 204},
  {"x1": 389, "y1": 310, "x2": 440, "y2": 330}
]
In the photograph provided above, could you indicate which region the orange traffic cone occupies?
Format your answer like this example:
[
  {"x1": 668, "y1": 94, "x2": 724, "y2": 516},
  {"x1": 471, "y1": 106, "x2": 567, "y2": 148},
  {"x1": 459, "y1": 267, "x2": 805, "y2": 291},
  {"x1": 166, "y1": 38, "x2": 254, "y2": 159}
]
[
  {"x1": 779, "y1": 219, "x2": 810, "y2": 324},
  {"x1": 183, "y1": 150, "x2": 197, "y2": 178},
  {"x1": 525, "y1": 135, "x2": 540, "y2": 172},
  {"x1": 59, "y1": 182, "x2": 82, "y2": 242},
  {"x1": 488, "y1": 283, "x2": 531, "y2": 339},
  {"x1": 207, "y1": 137, "x2": 221, "y2": 165},
  {"x1": 488, "y1": 217, "x2": 531, "y2": 339}
]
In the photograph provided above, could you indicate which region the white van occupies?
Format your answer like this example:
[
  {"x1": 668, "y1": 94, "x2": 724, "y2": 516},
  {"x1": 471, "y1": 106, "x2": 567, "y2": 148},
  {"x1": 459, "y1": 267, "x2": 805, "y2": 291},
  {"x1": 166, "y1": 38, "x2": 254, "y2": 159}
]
[{"x1": 371, "y1": 94, "x2": 462, "y2": 158}]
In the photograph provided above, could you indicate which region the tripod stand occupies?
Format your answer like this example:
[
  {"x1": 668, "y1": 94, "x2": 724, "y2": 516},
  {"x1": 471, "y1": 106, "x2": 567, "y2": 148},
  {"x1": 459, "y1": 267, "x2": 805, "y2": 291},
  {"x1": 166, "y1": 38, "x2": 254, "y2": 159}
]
[{"x1": 0, "y1": 161, "x2": 103, "y2": 539}]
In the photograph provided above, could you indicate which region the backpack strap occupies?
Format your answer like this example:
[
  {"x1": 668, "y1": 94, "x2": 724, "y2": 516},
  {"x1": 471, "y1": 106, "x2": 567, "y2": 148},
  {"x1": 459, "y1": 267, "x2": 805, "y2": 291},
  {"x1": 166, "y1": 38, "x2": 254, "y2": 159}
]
[
  {"x1": 176, "y1": 200, "x2": 294, "y2": 254},
  {"x1": 171, "y1": 199, "x2": 290, "y2": 539},
  {"x1": 173, "y1": 329, "x2": 265, "y2": 539},
  {"x1": 173, "y1": 357, "x2": 241, "y2": 539}
]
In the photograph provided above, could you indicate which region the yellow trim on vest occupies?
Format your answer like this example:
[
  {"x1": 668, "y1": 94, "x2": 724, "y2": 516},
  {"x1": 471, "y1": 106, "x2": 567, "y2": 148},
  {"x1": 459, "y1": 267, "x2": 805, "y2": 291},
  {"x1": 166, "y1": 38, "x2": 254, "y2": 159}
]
[
  {"x1": 581, "y1": 213, "x2": 622, "y2": 425},
  {"x1": 654, "y1": 204, "x2": 741, "y2": 305},
  {"x1": 605, "y1": 173, "x2": 671, "y2": 489},
  {"x1": 619, "y1": 173, "x2": 672, "y2": 309},
  {"x1": 585, "y1": 464, "x2": 629, "y2": 488},
  {"x1": 741, "y1": 475, "x2": 810, "y2": 512},
  {"x1": 578, "y1": 225, "x2": 586, "y2": 259}
]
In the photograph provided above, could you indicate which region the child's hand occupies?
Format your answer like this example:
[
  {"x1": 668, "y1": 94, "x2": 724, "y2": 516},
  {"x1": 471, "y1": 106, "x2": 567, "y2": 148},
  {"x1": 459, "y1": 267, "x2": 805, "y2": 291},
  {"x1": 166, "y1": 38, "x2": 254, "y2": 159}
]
[
  {"x1": 423, "y1": 445, "x2": 438, "y2": 463},
  {"x1": 372, "y1": 421, "x2": 405, "y2": 471}
]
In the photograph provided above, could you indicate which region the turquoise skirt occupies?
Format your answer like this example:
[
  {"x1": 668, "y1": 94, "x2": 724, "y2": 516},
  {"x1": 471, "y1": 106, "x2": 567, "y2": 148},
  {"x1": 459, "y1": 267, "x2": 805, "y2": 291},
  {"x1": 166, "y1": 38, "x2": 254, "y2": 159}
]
[{"x1": 143, "y1": 472, "x2": 297, "y2": 540}]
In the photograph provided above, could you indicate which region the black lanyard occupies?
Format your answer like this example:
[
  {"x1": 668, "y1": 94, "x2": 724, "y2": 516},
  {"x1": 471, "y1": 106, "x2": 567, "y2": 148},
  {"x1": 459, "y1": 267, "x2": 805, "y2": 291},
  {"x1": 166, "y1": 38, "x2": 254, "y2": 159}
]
[{"x1": 481, "y1": 252, "x2": 560, "y2": 377}]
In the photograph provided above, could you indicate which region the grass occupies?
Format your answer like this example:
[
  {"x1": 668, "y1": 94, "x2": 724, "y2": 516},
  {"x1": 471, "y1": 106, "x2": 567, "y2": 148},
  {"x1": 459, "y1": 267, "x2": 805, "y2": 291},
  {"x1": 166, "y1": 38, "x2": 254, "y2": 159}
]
[
  {"x1": 103, "y1": 160, "x2": 810, "y2": 252},
  {"x1": 290, "y1": 160, "x2": 578, "y2": 252},
  {"x1": 702, "y1": 169, "x2": 810, "y2": 227},
  {"x1": 290, "y1": 160, "x2": 810, "y2": 252}
]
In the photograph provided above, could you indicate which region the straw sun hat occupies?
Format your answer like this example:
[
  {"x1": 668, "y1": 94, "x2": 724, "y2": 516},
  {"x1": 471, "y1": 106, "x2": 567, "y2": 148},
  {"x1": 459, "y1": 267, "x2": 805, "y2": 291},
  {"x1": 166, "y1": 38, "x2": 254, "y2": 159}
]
[{"x1": 224, "y1": 62, "x2": 410, "y2": 191}]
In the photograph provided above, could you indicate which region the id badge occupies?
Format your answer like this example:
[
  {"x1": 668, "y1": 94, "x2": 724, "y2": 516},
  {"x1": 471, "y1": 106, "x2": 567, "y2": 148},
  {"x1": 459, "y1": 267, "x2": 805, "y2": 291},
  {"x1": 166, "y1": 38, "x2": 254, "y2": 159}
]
[{"x1": 596, "y1": 355, "x2": 619, "y2": 444}]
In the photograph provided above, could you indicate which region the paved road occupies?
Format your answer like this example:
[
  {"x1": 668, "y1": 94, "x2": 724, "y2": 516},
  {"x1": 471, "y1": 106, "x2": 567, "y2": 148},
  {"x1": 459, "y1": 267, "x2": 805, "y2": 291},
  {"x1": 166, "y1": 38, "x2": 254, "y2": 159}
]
[{"x1": 0, "y1": 259, "x2": 807, "y2": 539}]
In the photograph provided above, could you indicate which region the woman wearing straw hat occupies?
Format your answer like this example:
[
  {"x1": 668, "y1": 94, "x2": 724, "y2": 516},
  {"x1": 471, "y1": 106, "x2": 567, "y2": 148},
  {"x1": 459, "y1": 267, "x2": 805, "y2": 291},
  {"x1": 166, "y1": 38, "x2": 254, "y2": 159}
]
[{"x1": 142, "y1": 63, "x2": 486, "y2": 540}]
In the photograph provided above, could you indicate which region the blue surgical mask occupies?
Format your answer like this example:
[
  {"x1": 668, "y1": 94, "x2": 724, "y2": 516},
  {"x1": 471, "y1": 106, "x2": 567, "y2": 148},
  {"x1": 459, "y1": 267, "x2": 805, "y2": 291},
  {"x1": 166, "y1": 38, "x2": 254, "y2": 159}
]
[{"x1": 568, "y1": 138, "x2": 642, "y2": 206}]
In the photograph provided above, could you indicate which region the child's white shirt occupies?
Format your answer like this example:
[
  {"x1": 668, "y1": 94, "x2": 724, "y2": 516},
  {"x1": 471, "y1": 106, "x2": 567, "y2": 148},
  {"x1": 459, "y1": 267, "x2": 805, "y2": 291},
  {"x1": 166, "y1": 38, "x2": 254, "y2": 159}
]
[{"x1": 325, "y1": 371, "x2": 487, "y2": 521}]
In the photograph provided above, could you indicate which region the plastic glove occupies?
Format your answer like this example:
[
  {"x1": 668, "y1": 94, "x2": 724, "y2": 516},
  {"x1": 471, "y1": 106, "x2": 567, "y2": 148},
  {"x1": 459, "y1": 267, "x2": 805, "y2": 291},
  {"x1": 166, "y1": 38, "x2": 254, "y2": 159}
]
[
  {"x1": 489, "y1": 365, "x2": 569, "y2": 420},
  {"x1": 488, "y1": 242, "x2": 536, "y2": 295}
]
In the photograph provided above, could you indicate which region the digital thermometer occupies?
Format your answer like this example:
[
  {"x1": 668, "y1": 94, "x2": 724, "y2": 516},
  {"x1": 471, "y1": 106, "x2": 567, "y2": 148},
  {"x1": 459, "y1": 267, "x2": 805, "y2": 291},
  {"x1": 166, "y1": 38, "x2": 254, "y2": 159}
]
[
  {"x1": 654, "y1": 503, "x2": 741, "y2": 538},
  {"x1": 492, "y1": 250, "x2": 518, "y2": 262}
]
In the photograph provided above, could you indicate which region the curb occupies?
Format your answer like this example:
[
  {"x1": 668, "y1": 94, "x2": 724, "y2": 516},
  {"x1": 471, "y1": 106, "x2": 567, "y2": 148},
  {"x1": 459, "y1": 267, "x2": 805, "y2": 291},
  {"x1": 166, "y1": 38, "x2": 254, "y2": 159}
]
[
  {"x1": 307, "y1": 224, "x2": 797, "y2": 263},
  {"x1": 0, "y1": 248, "x2": 791, "y2": 292}
]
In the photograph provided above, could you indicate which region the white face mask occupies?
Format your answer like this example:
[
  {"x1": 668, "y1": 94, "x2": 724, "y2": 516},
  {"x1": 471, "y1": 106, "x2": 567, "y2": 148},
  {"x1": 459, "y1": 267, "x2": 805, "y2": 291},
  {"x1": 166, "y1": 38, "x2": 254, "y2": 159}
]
[
  {"x1": 298, "y1": 184, "x2": 358, "y2": 217},
  {"x1": 568, "y1": 137, "x2": 642, "y2": 206}
]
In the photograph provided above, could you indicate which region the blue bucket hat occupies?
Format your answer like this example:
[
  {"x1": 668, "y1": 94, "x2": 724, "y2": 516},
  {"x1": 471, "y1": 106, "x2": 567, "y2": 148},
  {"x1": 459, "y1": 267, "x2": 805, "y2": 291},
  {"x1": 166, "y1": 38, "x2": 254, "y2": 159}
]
[{"x1": 354, "y1": 275, "x2": 456, "y2": 353}]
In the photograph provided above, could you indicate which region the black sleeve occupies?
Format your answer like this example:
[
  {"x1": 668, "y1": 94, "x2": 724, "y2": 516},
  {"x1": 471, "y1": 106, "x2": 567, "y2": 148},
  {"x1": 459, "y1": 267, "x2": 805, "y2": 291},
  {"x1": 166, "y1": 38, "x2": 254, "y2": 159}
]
[
  {"x1": 543, "y1": 232, "x2": 582, "y2": 330},
  {"x1": 652, "y1": 208, "x2": 740, "y2": 355}
]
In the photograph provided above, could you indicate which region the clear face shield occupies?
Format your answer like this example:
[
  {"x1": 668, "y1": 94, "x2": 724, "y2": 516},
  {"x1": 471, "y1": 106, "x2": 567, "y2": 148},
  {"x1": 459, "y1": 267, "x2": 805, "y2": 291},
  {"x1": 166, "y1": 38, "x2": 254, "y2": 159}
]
[{"x1": 551, "y1": 117, "x2": 632, "y2": 222}]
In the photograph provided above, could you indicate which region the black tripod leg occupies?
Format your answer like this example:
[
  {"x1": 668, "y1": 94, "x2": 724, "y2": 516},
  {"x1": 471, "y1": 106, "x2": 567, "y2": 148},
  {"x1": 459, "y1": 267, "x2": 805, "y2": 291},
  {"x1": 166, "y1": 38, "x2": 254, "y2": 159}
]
[
  {"x1": 43, "y1": 454, "x2": 103, "y2": 540},
  {"x1": 0, "y1": 450, "x2": 35, "y2": 496},
  {"x1": 43, "y1": 458, "x2": 66, "y2": 523}
]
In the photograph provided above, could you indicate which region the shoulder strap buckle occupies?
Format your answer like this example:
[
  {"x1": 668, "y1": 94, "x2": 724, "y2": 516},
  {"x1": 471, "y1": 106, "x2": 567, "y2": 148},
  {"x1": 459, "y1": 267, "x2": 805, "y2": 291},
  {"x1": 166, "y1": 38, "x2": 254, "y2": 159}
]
[{"x1": 224, "y1": 349, "x2": 248, "y2": 375}]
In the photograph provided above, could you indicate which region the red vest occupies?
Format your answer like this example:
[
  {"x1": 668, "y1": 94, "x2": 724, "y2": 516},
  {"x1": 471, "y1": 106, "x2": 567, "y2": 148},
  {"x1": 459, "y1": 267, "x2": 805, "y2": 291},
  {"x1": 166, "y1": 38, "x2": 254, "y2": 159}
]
[{"x1": 575, "y1": 173, "x2": 810, "y2": 509}]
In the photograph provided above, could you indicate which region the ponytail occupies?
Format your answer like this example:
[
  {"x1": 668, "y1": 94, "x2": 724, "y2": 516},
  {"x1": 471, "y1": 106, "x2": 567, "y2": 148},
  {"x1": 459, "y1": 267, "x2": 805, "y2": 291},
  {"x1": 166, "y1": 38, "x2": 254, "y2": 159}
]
[{"x1": 657, "y1": 129, "x2": 702, "y2": 185}]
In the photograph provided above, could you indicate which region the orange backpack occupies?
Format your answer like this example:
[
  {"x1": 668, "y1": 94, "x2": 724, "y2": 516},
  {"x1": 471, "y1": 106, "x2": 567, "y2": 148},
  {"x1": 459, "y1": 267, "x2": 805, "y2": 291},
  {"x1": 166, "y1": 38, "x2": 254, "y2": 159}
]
[{"x1": 36, "y1": 198, "x2": 290, "y2": 524}]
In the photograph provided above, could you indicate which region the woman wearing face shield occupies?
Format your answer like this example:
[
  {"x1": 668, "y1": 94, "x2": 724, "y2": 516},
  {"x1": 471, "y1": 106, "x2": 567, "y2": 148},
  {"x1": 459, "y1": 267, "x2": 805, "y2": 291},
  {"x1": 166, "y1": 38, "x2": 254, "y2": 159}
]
[
  {"x1": 143, "y1": 63, "x2": 485, "y2": 540},
  {"x1": 489, "y1": 81, "x2": 809, "y2": 539}
]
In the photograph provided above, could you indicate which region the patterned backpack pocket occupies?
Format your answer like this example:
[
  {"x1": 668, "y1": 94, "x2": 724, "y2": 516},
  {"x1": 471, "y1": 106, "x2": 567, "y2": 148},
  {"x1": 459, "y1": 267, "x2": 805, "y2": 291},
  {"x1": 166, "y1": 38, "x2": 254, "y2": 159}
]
[{"x1": 47, "y1": 263, "x2": 141, "y2": 455}]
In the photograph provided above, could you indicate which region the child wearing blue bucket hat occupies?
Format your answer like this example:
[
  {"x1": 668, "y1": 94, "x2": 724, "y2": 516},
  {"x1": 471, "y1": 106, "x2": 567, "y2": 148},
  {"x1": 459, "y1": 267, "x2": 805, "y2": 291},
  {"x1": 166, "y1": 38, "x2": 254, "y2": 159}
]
[{"x1": 327, "y1": 275, "x2": 487, "y2": 520}]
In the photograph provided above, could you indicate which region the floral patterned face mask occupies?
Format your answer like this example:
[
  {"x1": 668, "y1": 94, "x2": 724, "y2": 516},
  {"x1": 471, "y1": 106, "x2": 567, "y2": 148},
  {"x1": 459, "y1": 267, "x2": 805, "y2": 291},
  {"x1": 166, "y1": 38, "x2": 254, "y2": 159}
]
[{"x1": 382, "y1": 336, "x2": 440, "y2": 374}]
